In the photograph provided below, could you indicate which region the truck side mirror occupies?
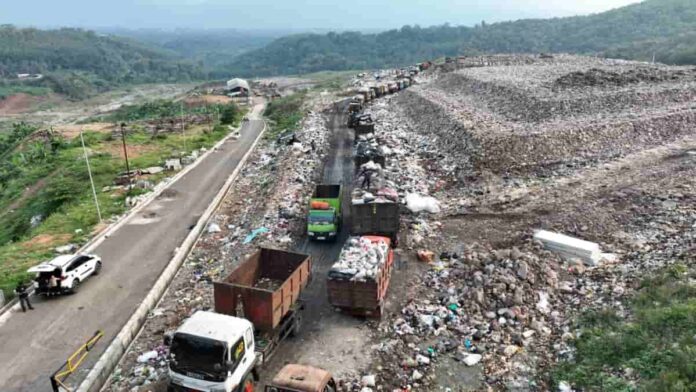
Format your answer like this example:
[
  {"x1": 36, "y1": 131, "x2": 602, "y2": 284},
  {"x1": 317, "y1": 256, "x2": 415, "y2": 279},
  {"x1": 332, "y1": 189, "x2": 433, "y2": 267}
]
[
  {"x1": 226, "y1": 360, "x2": 235, "y2": 371},
  {"x1": 163, "y1": 332, "x2": 173, "y2": 346}
]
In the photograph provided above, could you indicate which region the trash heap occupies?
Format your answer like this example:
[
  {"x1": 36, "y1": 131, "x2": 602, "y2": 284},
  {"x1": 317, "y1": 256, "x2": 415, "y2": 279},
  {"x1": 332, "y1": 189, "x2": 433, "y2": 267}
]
[
  {"x1": 104, "y1": 108, "x2": 331, "y2": 392},
  {"x1": 371, "y1": 241, "x2": 573, "y2": 390},
  {"x1": 395, "y1": 55, "x2": 696, "y2": 178},
  {"x1": 329, "y1": 237, "x2": 390, "y2": 282},
  {"x1": 362, "y1": 97, "x2": 456, "y2": 249}
]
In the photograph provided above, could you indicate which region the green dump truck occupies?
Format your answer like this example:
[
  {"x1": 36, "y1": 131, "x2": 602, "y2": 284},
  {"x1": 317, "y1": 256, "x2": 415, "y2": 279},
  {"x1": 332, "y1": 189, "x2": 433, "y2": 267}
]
[{"x1": 307, "y1": 185, "x2": 343, "y2": 241}]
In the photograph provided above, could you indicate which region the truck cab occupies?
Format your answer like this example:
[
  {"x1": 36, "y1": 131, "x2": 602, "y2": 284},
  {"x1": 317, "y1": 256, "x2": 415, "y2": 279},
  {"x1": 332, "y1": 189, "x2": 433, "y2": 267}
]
[
  {"x1": 307, "y1": 185, "x2": 342, "y2": 241},
  {"x1": 168, "y1": 311, "x2": 257, "y2": 392},
  {"x1": 265, "y1": 365, "x2": 337, "y2": 392}
]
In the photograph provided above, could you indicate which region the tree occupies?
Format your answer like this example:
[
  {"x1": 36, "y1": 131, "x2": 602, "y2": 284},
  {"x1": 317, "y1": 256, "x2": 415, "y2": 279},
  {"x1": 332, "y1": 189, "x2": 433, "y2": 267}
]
[{"x1": 219, "y1": 104, "x2": 240, "y2": 125}]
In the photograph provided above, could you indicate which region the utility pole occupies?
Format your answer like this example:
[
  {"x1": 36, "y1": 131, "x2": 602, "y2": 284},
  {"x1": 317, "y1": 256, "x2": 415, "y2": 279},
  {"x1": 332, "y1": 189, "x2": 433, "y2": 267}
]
[
  {"x1": 180, "y1": 102, "x2": 187, "y2": 152},
  {"x1": 80, "y1": 131, "x2": 102, "y2": 222},
  {"x1": 120, "y1": 122, "x2": 132, "y2": 191}
]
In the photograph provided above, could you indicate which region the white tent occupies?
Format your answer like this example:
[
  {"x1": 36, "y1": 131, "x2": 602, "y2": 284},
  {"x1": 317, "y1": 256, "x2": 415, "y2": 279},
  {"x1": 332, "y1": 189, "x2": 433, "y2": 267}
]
[{"x1": 226, "y1": 78, "x2": 250, "y2": 92}]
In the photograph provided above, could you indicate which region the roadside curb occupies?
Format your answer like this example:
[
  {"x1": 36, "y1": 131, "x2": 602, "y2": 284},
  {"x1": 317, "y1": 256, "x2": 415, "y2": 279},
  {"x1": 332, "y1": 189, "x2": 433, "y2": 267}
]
[
  {"x1": 0, "y1": 116, "x2": 246, "y2": 320},
  {"x1": 77, "y1": 119, "x2": 267, "y2": 392}
]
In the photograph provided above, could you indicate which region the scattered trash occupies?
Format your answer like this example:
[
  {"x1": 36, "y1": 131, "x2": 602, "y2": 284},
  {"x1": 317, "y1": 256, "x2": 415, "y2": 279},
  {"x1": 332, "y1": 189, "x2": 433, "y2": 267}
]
[
  {"x1": 405, "y1": 193, "x2": 441, "y2": 214},
  {"x1": 55, "y1": 244, "x2": 78, "y2": 254},
  {"x1": 463, "y1": 354, "x2": 482, "y2": 366},
  {"x1": 137, "y1": 351, "x2": 158, "y2": 363},
  {"x1": 243, "y1": 227, "x2": 269, "y2": 244},
  {"x1": 417, "y1": 250, "x2": 435, "y2": 263}
]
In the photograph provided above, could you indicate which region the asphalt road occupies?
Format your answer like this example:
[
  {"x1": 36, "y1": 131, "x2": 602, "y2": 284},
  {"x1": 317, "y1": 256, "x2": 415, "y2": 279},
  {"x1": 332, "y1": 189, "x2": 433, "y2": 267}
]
[{"x1": 0, "y1": 110, "x2": 265, "y2": 392}]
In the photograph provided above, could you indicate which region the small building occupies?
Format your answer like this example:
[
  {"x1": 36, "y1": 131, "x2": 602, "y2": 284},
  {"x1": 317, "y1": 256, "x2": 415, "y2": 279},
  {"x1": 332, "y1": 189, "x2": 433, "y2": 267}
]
[{"x1": 225, "y1": 78, "x2": 250, "y2": 97}]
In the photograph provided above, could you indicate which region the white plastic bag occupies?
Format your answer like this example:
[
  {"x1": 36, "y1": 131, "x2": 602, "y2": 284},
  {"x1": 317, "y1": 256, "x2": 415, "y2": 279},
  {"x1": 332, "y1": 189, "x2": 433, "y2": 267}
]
[{"x1": 405, "y1": 193, "x2": 441, "y2": 214}]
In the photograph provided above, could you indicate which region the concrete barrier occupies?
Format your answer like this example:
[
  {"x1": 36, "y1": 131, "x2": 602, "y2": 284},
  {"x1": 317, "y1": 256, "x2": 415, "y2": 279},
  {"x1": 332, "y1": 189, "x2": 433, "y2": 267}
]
[{"x1": 76, "y1": 120, "x2": 267, "y2": 392}]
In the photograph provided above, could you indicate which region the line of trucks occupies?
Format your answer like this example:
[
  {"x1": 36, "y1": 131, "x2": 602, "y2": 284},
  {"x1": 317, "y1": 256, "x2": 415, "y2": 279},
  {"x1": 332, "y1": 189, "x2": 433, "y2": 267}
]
[{"x1": 165, "y1": 70, "x2": 412, "y2": 392}]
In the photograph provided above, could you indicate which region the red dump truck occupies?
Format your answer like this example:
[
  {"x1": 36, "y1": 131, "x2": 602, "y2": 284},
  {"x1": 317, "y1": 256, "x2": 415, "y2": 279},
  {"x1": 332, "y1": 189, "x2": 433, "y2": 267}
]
[
  {"x1": 213, "y1": 248, "x2": 312, "y2": 364},
  {"x1": 327, "y1": 236, "x2": 394, "y2": 317}
]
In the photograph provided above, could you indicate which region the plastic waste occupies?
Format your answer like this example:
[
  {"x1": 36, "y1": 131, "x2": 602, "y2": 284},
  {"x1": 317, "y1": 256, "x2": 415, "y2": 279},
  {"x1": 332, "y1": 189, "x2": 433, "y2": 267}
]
[{"x1": 406, "y1": 193, "x2": 441, "y2": 214}]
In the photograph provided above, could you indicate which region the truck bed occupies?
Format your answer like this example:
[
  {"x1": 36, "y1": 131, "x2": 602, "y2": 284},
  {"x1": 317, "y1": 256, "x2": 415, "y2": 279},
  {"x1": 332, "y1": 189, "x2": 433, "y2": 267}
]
[
  {"x1": 350, "y1": 202, "x2": 400, "y2": 241},
  {"x1": 327, "y1": 237, "x2": 394, "y2": 317},
  {"x1": 214, "y1": 248, "x2": 311, "y2": 332}
]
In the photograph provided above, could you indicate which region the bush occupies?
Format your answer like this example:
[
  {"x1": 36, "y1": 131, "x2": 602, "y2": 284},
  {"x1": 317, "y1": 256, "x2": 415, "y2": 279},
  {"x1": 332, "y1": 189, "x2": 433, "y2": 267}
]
[
  {"x1": 219, "y1": 103, "x2": 240, "y2": 125},
  {"x1": 552, "y1": 265, "x2": 696, "y2": 391}
]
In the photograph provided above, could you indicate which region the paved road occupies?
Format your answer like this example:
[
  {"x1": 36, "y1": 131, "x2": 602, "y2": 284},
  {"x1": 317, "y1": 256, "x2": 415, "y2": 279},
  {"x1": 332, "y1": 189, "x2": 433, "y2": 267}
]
[{"x1": 0, "y1": 108, "x2": 265, "y2": 392}]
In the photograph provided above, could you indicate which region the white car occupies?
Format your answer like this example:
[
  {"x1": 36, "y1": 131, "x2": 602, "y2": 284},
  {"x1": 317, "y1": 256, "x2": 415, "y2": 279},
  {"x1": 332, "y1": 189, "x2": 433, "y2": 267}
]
[{"x1": 27, "y1": 253, "x2": 102, "y2": 295}]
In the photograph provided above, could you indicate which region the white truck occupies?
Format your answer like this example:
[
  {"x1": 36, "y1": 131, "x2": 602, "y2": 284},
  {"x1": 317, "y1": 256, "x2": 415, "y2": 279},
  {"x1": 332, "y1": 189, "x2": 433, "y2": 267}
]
[
  {"x1": 167, "y1": 311, "x2": 257, "y2": 392},
  {"x1": 167, "y1": 248, "x2": 312, "y2": 392}
]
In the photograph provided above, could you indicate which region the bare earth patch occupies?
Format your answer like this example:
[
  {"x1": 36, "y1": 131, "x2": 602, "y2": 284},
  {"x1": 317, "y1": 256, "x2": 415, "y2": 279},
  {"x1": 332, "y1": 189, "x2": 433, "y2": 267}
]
[
  {"x1": 0, "y1": 93, "x2": 48, "y2": 115},
  {"x1": 54, "y1": 123, "x2": 115, "y2": 139}
]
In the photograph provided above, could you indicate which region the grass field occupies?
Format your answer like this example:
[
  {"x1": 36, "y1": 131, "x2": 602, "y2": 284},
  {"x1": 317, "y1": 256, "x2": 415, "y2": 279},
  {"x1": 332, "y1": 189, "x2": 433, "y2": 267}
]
[
  {"x1": 0, "y1": 85, "x2": 51, "y2": 100},
  {"x1": 0, "y1": 105, "x2": 244, "y2": 298}
]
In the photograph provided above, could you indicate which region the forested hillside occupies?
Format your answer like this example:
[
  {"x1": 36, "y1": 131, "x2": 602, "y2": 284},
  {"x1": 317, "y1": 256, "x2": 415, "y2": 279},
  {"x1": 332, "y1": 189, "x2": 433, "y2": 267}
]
[
  {"x1": 0, "y1": 26, "x2": 205, "y2": 98},
  {"x1": 228, "y1": 0, "x2": 696, "y2": 76},
  {"x1": 105, "y1": 28, "x2": 281, "y2": 77}
]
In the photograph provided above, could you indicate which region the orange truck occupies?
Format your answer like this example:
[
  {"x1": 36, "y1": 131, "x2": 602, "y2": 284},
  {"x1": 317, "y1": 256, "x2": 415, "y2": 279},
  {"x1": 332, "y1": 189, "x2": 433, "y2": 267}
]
[{"x1": 327, "y1": 236, "x2": 394, "y2": 317}]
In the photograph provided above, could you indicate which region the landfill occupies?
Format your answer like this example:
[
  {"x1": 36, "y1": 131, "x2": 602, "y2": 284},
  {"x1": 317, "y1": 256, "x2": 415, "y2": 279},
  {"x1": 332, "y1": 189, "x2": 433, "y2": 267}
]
[
  {"x1": 105, "y1": 56, "x2": 696, "y2": 392},
  {"x1": 329, "y1": 236, "x2": 390, "y2": 282}
]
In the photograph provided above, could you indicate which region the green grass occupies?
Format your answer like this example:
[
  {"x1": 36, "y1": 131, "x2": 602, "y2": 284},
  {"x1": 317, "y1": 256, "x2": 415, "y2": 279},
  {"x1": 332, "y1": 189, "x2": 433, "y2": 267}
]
[
  {"x1": 0, "y1": 85, "x2": 51, "y2": 100},
  {"x1": 263, "y1": 91, "x2": 307, "y2": 140},
  {"x1": 0, "y1": 109, "x2": 244, "y2": 298},
  {"x1": 552, "y1": 264, "x2": 696, "y2": 392},
  {"x1": 92, "y1": 100, "x2": 238, "y2": 123}
]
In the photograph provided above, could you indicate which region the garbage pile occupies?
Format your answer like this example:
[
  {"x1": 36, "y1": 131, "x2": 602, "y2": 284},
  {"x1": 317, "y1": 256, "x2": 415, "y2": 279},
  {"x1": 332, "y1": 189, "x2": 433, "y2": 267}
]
[
  {"x1": 553, "y1": 66, "x2": 696, "y2": 89},
  {"x1": 104, "y1": 109, "x2": 331, "y2": 392},
  {"x1": 368, "y1": 240, "x2": 577, "y2": 390},
  {"x1": 329, "y1": 236, "x2": 390, "y2": 282},
  {"x1": 394, "y1": 55, "x2": 696, "y2": 178}
]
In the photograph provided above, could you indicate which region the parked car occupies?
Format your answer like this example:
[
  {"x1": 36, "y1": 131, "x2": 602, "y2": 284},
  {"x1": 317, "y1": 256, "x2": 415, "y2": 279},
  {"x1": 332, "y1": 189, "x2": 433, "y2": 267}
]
[{"x1": 27, "y1": 254, "x2": 102, "y2": 295}]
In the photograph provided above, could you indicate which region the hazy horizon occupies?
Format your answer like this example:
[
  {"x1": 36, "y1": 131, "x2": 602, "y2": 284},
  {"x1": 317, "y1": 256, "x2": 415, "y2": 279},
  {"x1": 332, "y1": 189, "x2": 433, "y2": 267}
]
[{"x1": 3, "y1": 0, "x2": 642, "y2": 31}]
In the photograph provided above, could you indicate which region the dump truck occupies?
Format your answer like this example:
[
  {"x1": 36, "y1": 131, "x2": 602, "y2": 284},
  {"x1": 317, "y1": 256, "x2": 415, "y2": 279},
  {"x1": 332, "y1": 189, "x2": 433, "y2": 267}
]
[
  {"x1": 327, "y1": 236, "x2": 394, "y2": 317},
  {"x1": 357, "y1": 87, "x2": 371, "y2": 103},
  {"x1": 354, "y1": 122, "x2": 375, "y2": 136},
  {"x1": 307, "y1": 184, "x2": 343, "y2": 241},
  {"x1": 265, "y1": 365, "x2": 337, "y2": 392},
  {"x1": 167, "y1": 248, "x2": 311, "y2": 392}
]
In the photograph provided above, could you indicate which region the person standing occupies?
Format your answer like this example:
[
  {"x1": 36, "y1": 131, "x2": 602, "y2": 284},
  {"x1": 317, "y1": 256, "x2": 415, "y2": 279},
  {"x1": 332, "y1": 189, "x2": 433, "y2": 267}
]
[
  {"x1": 359, "y1": 167, "x2": 374, "y2": 189},
  {"x1": 15, "y1": 282, "x2": 33, "y2": 312}
]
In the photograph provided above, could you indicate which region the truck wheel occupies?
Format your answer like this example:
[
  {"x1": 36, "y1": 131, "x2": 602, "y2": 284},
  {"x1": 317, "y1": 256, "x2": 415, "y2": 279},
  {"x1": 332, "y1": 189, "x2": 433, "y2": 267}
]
[
  {"x1": 289, "y1": 317, "x2": 301, "y2": 337},
  {"x1": 239, "y1": 373, "x2": 254, "y2": 392}
]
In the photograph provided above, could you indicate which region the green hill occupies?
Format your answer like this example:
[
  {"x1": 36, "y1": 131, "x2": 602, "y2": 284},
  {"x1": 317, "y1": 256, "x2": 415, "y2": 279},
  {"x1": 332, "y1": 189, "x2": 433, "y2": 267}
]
[
  {"x1": 103, "y1": 28, "x2": 281, "y2": 77},
  {"x1": 228, "y1": 0, "x2": 696, "y2": 76},
  {"x1": 0, "y1": 26, "x2": 205, "y2": 98}
]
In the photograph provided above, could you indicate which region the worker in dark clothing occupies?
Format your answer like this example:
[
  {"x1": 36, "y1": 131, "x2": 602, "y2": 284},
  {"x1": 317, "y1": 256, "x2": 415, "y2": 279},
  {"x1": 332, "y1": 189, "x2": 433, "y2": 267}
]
[
  {"x1": 310, "y1": 140, "x2": 316, "y2": 152},
  {"x1": 15, "y1": 282, "x2": 33, "y2": 312},
  {"x1": 359, "y1": 167, "x2": 374, "y2": 189}
]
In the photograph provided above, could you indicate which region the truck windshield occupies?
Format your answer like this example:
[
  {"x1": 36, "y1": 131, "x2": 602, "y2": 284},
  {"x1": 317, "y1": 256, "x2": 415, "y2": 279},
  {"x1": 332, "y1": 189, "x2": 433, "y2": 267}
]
[
  {"x1": 169, "y1": 333, "x2": 226, "y2": 382},
  {"x1": 309, "y1": 211, "x2": 334, "y2": 225}
]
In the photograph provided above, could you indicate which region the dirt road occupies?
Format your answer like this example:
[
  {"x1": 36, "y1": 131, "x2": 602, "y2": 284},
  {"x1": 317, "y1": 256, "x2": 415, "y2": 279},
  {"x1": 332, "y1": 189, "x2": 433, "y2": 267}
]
[
  {"x1": 0, "y1": 111, "x2": 265, "y2": 392},
  {"x1": 257, "y1": 105, "x2": 420, "y2": 385}
]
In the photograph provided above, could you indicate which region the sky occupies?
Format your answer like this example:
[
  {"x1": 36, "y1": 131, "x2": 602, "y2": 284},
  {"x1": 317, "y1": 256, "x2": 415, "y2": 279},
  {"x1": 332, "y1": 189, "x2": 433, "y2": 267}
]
[{"x1": 1, "y1": 0, "x2": 642, "y2": 31}]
